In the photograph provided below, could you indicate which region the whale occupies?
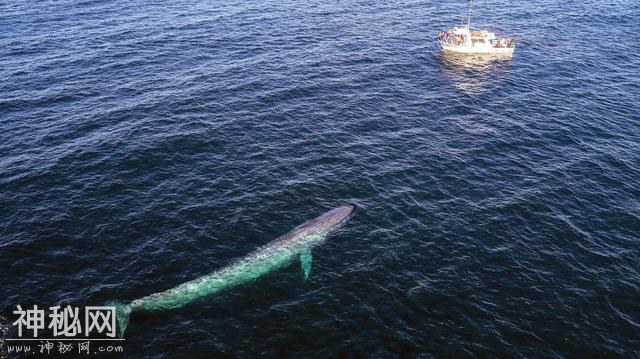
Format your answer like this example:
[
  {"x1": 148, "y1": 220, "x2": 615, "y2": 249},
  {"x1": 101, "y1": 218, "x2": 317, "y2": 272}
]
[{"x1": 109, "y1": 204, "x2": 355, "y2": 337}]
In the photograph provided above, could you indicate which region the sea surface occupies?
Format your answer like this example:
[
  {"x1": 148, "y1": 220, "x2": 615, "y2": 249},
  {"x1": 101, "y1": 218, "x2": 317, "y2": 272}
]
[{"x1": 1, "y1": 0, "x2": 639, "y2": 357}]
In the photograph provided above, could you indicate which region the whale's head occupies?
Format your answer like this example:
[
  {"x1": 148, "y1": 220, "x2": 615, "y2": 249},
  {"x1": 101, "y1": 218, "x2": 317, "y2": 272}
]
[
  {"x1": 286, "y1": 204, "x2": 355, "y2": 248},
  {"x1": 311, "y1": 204, "x2": 355, "y2": 236}
]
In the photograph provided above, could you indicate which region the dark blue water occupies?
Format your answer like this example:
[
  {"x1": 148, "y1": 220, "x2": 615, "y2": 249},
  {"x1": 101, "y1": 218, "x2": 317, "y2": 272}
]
[{"x1": 2, "y1": 0, "x2": 639, "y2": 356}]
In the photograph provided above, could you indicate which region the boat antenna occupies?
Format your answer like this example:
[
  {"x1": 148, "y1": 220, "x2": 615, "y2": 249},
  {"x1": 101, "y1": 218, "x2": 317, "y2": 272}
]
[{"x1": 467, "y1": 0, "x2": 472, "y2": 29}]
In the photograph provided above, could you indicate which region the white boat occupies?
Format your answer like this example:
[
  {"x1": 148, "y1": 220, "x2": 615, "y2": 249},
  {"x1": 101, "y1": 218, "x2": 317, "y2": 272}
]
[{"x1": 437, "y1": 0, "x2": 515, "y2": 56}]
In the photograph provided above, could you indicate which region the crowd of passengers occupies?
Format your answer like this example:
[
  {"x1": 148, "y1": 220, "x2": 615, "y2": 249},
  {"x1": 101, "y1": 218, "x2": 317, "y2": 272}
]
[{"x1": 437, "y1": 30, "x2": 515, "y2": 48}]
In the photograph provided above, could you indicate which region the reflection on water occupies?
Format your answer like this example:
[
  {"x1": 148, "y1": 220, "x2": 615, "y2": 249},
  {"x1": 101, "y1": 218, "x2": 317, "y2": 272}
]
[{"x1": 438, "y1": 51, "x2": 513, "y2": 93}]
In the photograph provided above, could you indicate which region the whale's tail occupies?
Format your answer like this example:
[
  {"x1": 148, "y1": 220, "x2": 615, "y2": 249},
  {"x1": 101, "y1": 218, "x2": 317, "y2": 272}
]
[{"x1": 106, "y1": 301, "x2": 132, "y2": 338}]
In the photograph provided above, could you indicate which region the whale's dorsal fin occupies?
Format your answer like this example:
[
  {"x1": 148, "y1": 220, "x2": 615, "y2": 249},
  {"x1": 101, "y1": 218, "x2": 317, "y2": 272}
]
[{"x1": 300, "y1": 250, "x2": 312, "y2": 280}]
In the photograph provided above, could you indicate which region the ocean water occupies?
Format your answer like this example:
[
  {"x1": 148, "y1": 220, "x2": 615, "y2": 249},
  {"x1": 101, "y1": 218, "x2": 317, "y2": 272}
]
[{"x1": 1, "y1": 0, "x2": 639, "y2": 357}]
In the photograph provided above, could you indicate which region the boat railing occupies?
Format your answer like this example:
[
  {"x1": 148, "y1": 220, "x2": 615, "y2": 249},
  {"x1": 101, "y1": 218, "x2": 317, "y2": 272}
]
[{"x1": 489, "y1": 37, "x2": 516, "y2": 48}]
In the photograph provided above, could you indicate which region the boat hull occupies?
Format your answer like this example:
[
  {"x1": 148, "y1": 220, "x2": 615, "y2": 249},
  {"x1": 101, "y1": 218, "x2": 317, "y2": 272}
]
[{"x1": 439, "y1": 41, "x2": 514, "y2": 55}]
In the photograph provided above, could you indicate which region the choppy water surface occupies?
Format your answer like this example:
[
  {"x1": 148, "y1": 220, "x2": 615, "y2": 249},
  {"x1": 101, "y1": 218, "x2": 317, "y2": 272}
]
[{"x1": 1, "y1": 0, "x2": 639, "y2": 356}]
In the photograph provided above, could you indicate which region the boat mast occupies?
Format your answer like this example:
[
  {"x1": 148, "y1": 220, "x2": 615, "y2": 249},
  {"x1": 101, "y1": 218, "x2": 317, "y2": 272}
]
[{"x1": 467, "y1": 0, "x2": 472, "y2": 29}]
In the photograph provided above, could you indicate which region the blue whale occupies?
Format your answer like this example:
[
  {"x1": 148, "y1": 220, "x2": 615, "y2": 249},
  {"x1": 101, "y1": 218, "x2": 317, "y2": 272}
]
[{"x1": 110, "y1": 204, "x2": 354, "y2": 337}]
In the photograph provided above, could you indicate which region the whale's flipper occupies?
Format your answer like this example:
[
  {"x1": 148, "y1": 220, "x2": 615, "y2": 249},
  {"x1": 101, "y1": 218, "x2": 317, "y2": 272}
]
[
  {"x1": 300, "y1": 250, "x2": 312, "y2": 280},
  {"x1": 106, "y1": 301, "x2": 132, "y2": 338}
]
